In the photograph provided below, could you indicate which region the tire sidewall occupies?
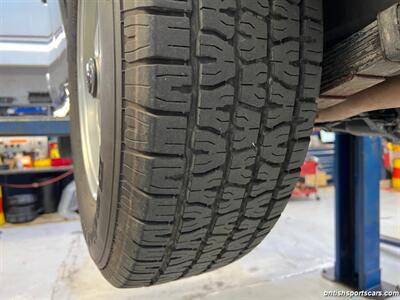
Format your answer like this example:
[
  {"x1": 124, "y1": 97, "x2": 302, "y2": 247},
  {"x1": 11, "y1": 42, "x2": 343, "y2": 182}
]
[{"x1": 66, "y1": 0, "x2": 122, "y2": 269}]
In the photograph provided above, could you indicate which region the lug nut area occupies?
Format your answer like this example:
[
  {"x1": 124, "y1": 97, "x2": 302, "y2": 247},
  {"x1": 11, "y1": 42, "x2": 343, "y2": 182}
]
[{"x1": 85, "y1": 57, "x2": 97, "y2": 98}]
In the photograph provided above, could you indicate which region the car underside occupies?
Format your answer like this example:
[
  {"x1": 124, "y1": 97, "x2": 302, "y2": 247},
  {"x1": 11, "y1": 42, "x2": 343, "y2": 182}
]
[{"x1": 319, "y1": 0, "x2": 400, "y2": 141}]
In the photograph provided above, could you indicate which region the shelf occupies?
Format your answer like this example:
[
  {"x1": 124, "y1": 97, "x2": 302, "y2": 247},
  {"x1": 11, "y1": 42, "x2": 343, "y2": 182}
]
[
  {"x1": 0, "y1": 116, "x2": 70, "y2": 136},
  {"x1": 0, "y1": 166, "x2": 72, "y2": 176}
]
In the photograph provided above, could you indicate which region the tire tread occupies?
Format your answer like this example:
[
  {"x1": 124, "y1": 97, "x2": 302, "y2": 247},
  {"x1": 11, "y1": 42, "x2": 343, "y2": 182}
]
[{"x1": 102, "y1": 0, "x2": 323, "y2": 287}]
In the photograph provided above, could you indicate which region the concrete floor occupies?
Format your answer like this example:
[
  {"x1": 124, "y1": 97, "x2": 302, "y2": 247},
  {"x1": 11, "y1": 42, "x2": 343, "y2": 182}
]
[{"x1": 0, "y1": 187, "x2": 399, "y2": 300}]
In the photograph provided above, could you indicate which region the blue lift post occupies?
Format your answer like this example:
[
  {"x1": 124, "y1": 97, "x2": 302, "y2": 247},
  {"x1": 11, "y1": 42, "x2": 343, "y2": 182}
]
[{"x1": 323, "y1": 134, "x2": 399, "y2": 295}]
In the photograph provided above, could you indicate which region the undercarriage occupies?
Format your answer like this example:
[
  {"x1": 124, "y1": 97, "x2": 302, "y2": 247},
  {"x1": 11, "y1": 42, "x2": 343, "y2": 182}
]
[{"x1": 319, "y1": 0, "x2": 400, "y2": 141}]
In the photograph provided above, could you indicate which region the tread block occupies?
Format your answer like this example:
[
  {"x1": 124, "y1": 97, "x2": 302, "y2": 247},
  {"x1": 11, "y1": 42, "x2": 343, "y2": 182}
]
[
  {"x1": 294, "y1": 102, "x2": 317, "y2": 138},
  {"x1": 270, "y1": 0, "x2": 300, "y2": 40},
  {"x1": 200, "y1": 0, "x2": 236, "y2": 39},
  {"x1": 213, "y1": 212, "x2": 240, "y2": 234},
  {"x1": 192, "y1": 130, "x2": 226, "y2": 174},
  {"x1": 198, "y1": 34, "x2": 235, "y2": 86},
  {"x1": 303, "y1": 64, "x2": 322, "y2": 99},
  {"x1": 187, "y1": 189, "x2": 217, "y2": 206},
  {"x1": 303, "y1": 0, "x2": 322, "y2": 21},
  {"x1": 250, "y1": 164, "x2": 281, "y2": 197},
  {"x1": 272, "y1": 0, "x2": 300, "y2": 20},
  {"x1": 120, "y1": 182, "x2": 177, "y2": 223},
  {"x1": 122, "y1": 0, "x2": 192, "y2": 12},
  {"x1": 124, "y1": 106, "x2": 187, "y2": 155},
  {"x1": 271, "y1": 18, "x2": 300, "y2": 41},
  {"x1": 240, "y1": 63, "x2": 268, "y2": 108},
  {"x1": 287, "y1": 139, "x2": 310, "y2": 169},
  {"x1": 117, "y1": 211, "x2": 173, "y2": 247},
  {"x1": 245, "y1": 193, "x2": 272, "y2": 218},
  {"x1": 280, "y1": 172, "x2": 301, "y2": 189},
  {"x1": 233, "y1": 107, "x2": 261, "y2": 150},
  {"x1": 269, "y1": 198, "x2": 289, "y2": 218},
  {"x1": 122, "y1": 152, "x2": 184, "y2": 194},
  {"x1": 240, "y1": 0, "x2": 269, "y2": 17},
  {"x1": 265, "y1": 81, "x2": 296, "y2": 128},
  {"x1": 124, "y1": 65, "x2": 192, "y2": 113},
  {"x1": 124, "y1": 14, "x2": 190, "y2": 62},
  {"x1": 191, "y1": 169, "x2": 224, "y2": 190},
  {"x1": 260, "y1": 125, "x2": 290, "y2": 163},
  {"x1": 228, "y1": 150, "x2": 255, "y2": 184},
  {"x1": 271, "y1": 42, "x2": 300, "y2": 86},
  {"x1": 220, "y1": 187, "x2": 245, "y2": 214},
  {"x1": 238, "y1": 12, "x2": 268, "y2": 61},
  {"x1": 197, "y1": 85, "x2": 234, "y2": 134},
  {"x1": 302, "y1": 19, "x2": 323, "y2": 63}
]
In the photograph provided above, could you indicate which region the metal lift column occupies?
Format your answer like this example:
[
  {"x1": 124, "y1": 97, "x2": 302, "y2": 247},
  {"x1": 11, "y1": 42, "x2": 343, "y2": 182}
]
[
  {"x1": 335, "y1": 134, "x2": 381, "y2": 290},
  {"x1": 324, "y1": 134, "x2": 398, "y2": 295}
]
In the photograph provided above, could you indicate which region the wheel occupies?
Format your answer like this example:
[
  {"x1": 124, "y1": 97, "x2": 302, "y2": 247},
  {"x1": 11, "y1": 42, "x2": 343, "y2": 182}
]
[{"x1": 66, "y1": 0, "x2": 323, "y2": 288}]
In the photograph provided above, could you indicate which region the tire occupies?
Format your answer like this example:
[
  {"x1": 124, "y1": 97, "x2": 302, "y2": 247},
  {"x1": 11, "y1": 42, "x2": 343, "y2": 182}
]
[{"x1": 67, "y1": 0, "x2": 323, "y2": 288}]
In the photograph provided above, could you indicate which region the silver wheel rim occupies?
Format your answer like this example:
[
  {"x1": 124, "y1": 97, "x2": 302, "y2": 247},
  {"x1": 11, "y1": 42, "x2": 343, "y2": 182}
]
[{"x1": 77, "y1": 1, "x2": 101, "y2": 199}]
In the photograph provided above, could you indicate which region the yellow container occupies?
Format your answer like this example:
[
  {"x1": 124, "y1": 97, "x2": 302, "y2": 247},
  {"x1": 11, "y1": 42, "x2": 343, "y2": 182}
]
[
  {"x1": 49, "y1": 143, "x2": 61, "y2": 159},
  {"x1": 392, "y1": 144, "x2": 400, "y2": 153},
  {"x1": 0, "y1": 186, "x2": 5, "y2": 225},
  {"x1": 34, "y1": 158, "x2": 51, "y2": 168},
  {"x1": 394, "y1": 158, "x2": 400, "y2": 169},
  {"x1": 392, "y1": 158, "x2": 400, "y2": 189}
]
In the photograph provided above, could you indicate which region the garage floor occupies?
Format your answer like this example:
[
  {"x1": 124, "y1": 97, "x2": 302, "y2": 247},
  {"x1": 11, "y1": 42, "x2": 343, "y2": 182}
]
[{"x1": 1, "y1": 187, "x2": 399, "y2": 300}]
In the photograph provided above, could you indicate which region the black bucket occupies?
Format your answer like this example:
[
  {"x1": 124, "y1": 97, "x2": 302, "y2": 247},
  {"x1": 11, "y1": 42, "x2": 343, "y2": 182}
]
[{"x1": 38, "y1": 178, "x2": 60, "y2": 213}]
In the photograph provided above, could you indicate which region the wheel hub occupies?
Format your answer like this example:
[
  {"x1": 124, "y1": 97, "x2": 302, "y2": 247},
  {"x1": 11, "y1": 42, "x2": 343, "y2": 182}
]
[{"x1": 85, "y1": 58, "x2": 98, "y2": 98}]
